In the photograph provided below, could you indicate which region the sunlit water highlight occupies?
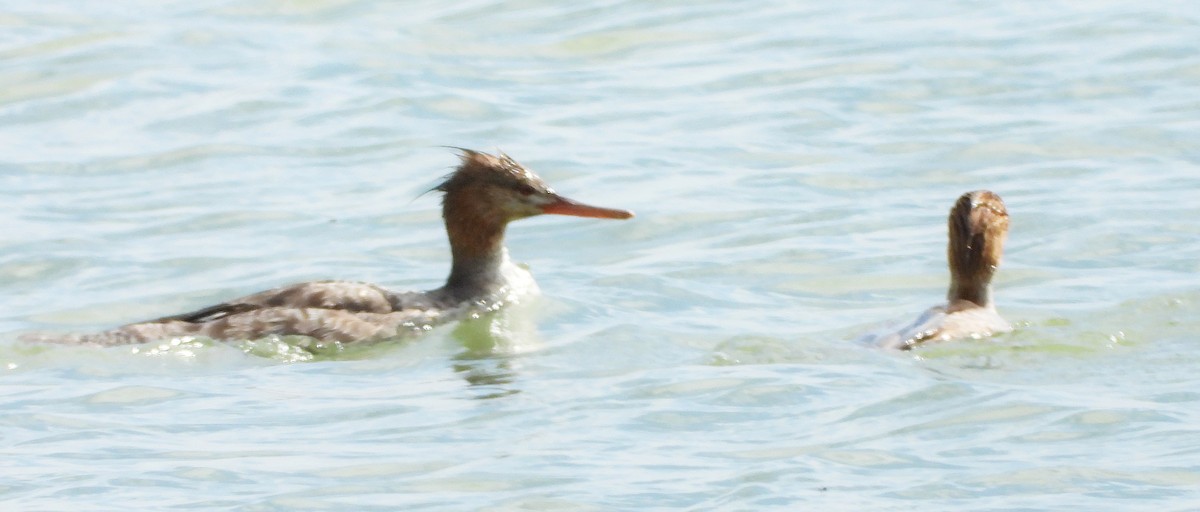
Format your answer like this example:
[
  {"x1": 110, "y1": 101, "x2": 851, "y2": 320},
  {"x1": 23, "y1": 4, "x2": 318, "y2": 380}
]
[{"x1": 2, "y1": 1, "x2": 1198, "y2": 509}]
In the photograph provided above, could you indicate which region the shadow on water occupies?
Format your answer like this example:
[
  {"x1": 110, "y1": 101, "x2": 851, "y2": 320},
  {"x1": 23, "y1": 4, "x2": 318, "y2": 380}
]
[
  {"x1": 225, "y1": 304, "x2": 544, "y2": 401},
  {"x1": 446, "y1": 306, "x2": 544, "y2": 400},
  {"x1": 699, "y1": 290, "x2": 1198, "y2": 376}
]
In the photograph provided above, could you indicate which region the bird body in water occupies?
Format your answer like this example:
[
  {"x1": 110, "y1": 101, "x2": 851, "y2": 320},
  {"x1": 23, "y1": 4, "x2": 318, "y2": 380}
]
[
  {"x1": 876, "y1": 190, "x2": 1011, "y2": 350},
  {"x1": 35, "y1": 150, "x2": 633, "y2": 346}
]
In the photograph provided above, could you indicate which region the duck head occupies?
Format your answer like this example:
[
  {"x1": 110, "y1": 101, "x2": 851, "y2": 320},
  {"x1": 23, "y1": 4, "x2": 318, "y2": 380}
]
[
  {"x1": 435, "y1": 149, "x2": 633, "y2": 295},
  {"x1": 437, "y1": 149, "x2": 634, "y2": 223},
  {"x1": 946, "y1": 190, "x2": 1008, "y2": 308}
]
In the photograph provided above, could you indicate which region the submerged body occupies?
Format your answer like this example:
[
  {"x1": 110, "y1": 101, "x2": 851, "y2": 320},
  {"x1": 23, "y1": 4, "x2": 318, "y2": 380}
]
[
  {"x1": 37, "y1": 150, "x2": 632, "y2": 346},
  {"x1": 875, "y1": 299, "x2": 1012, "y2": 351},
  {"x1": 876, "y1": 190, "x2": 1011, "y2": 350},
  {"x1": 96, "y1": 262, "x2": 535, "y2": 345}
]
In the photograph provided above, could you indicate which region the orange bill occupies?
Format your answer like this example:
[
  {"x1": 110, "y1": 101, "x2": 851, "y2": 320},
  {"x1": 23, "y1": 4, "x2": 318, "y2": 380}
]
[{"x1": 542, "y1": 195, "x2": 634, "y2": 219}]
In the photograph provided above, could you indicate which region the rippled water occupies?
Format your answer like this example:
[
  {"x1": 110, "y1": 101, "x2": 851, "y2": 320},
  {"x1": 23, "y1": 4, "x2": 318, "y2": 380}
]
[{"x1": 3, "y1": 1, "x2": 1199, "y2": 509}]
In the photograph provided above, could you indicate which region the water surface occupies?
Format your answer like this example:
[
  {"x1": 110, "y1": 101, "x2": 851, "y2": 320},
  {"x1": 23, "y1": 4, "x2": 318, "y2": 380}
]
[{"x1": 2, "y1": 0, "x2": 1199, "y2": 509}]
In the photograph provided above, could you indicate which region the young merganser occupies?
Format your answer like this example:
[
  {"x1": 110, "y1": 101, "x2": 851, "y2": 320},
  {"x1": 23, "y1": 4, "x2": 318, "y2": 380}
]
[
  {"x1": 877, "y1": 190, "x2": 1011, "y2": 350},
  {"x1": 49, "y1": 149, "x2": 633, "y2": 346}
]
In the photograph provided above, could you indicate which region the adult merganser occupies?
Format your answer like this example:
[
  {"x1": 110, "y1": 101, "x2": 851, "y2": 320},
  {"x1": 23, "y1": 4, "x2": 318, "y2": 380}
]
[
  {"x1": 50, "y1": 149, "x2": 633, "y2": 346},
  {"x1": 877, "y1": 190, "x2": 1011, "y2": 350}
]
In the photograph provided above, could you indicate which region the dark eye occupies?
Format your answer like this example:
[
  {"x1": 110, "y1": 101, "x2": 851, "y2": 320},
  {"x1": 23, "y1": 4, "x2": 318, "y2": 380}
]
[{"x1": 515, "y1": 184, "x2": 538, "y2": 196}]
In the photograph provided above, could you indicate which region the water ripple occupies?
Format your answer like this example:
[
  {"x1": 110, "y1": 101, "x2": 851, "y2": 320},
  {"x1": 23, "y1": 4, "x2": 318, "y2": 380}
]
[{"x1": 3, "y1": 0, "x2": 1200, "y2": 509}]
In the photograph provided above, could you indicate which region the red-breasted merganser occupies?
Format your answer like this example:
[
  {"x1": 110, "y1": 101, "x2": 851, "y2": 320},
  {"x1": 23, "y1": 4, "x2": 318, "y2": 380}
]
[
  {"x1": 877, "y1": 190, "x2": 1011, "y2": 350},
  {"x1": 49, "y1": 149, "x2": 633, "y2": 346}
]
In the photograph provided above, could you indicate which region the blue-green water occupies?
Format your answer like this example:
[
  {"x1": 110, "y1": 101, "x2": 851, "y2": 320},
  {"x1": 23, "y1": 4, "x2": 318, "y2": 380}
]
[{"x1": 3, "y1": 1, "x2": 1199, "y2": 509}]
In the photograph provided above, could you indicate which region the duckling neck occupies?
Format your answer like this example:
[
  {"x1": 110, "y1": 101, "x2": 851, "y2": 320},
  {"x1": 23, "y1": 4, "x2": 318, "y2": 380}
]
[
  {"x1": 946, "y1": 219, "x2": 998, "y2": 309},
  {"x1": 440, "y1": 203, "x2": 512, "y2": 303},
  {"x1": 947, "y1": 276, "x2": 993, "y2": 309}
]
